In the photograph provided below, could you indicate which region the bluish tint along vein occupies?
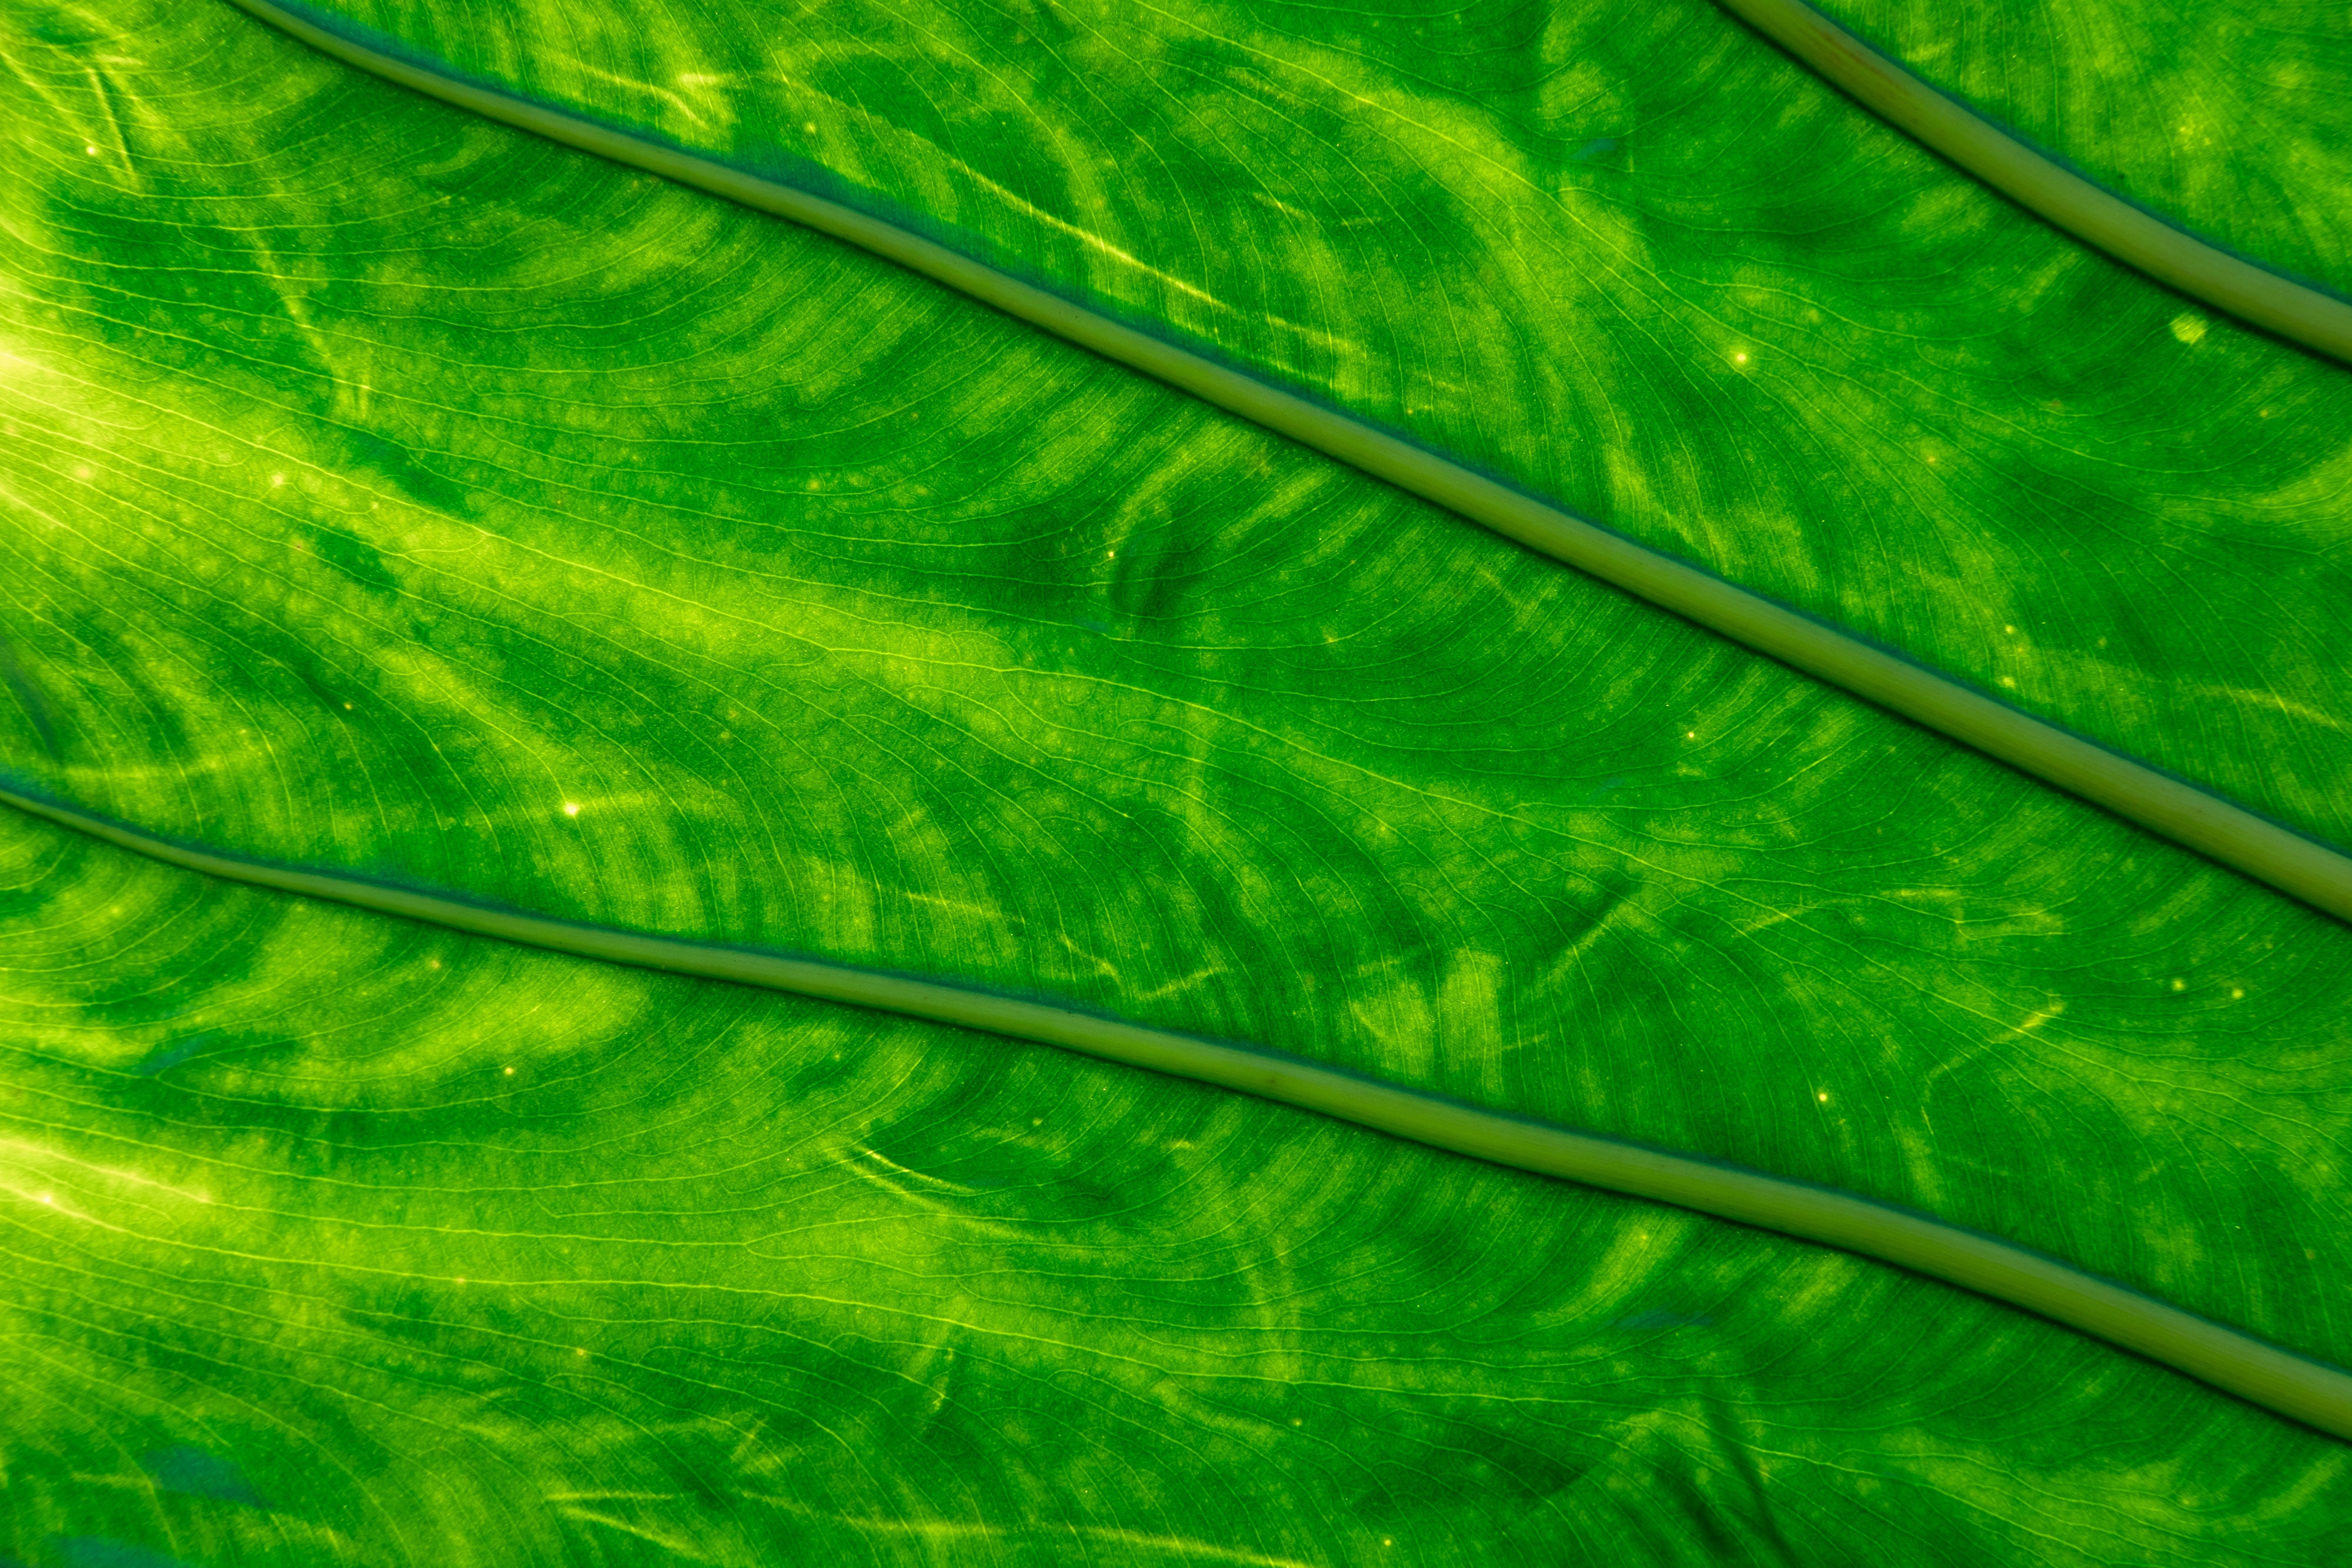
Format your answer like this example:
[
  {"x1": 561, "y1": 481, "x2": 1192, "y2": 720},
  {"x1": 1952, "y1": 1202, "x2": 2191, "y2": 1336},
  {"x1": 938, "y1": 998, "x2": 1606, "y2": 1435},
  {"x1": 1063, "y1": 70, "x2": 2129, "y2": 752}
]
[
  {"x1": 1713, "y1": 0, "x2": 2352, "y2": 365},
  {"x1": 293, "y1": 0, "x2": 2352, "y2": 856},
  {"x1": 218, "y1": 0, "x2": 2352, "y2": 932},
  {"x1": 12, "y1": 778, "x2": 2352, "y2": 1445}
]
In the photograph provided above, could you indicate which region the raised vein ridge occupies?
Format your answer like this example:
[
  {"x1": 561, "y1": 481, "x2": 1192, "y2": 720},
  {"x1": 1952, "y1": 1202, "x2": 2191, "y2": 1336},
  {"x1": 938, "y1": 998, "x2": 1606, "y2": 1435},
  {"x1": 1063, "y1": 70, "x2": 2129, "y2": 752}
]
[
  {"x1": 226, "y1": 0, "x2": 2352, "y2": 930},
  {"x1": 9, "y1": 780, "x2": 2351, "y2": 1445}
]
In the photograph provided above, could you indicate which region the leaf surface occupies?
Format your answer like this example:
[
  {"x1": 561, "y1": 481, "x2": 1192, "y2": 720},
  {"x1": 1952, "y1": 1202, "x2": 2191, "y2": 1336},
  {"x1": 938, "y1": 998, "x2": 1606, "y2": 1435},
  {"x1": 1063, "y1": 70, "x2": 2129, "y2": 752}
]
[
  {"x1": 1816, "y1": 0, "x2": 2352, "y2": 297},
  {"x1": 2, "y1": 0, "x2": 2350, "y2": 1562},
  {"x1": 303, "y1": 0, "x2": 2352, "y2": 843}
]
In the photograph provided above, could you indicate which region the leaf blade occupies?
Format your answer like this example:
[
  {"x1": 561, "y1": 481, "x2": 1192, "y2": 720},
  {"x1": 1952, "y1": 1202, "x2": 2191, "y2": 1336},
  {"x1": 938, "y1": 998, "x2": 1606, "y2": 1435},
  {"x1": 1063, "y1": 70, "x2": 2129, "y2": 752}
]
[
  {"x1": 297, "y1": 0, "x2": 2352, "y2": 844},
  {"x1": 8, "y1": 804, "x2": 2352, "y2": 1564},
  {"x1": 6, "y1": 0, "x2": 2352, "y2": 1557}
]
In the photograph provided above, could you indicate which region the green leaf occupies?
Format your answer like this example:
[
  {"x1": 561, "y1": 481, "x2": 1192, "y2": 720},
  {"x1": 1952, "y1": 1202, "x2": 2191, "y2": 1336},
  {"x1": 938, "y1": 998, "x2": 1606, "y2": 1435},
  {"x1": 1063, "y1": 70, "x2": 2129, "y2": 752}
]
[
  {"x1": 290, "y1": 0, "x2": 2352, "y2": 844},
  {"x1": 2, "y1": 0, "x2": 2349, "y2": 1563},
  {"x1": 1813, "y1": 0, "x2": 2352, "y2": 299}
]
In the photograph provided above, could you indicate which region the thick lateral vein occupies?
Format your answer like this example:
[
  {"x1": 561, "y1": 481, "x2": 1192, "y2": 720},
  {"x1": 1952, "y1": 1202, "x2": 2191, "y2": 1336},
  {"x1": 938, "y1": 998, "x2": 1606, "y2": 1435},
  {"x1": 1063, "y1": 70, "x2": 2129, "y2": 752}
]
[
  {"x1": 1712, "y1": 0, "x2": 2352, "y2": 366},
  {"x1": 9, "y1": 781, "x2": 2352, "y2": 1445},
  {"x1": 224, "y1": 0, "x2": 2352, "y2": 930}
]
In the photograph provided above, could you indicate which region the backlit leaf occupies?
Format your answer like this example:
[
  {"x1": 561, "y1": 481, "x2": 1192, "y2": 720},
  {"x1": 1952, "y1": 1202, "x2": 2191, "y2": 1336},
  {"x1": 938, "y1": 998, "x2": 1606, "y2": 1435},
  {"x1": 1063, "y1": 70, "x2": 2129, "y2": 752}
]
[{"x1": 2, "y1": 1, "x2": 2348, "y2": 1562}]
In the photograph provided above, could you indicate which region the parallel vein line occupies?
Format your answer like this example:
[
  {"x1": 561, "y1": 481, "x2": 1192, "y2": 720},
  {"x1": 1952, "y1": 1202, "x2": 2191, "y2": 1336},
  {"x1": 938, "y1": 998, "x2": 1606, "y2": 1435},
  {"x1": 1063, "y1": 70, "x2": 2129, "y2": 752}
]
[
  {"x1": 1713, "y1": 0, "x2": 2352, "y2": 366},
  {"x1": 9, "y1": 780, "x2": 2351, "y2": 1445},
  {"x1": 224, "y1": 0, "x2": 2352, "y2": 929}
]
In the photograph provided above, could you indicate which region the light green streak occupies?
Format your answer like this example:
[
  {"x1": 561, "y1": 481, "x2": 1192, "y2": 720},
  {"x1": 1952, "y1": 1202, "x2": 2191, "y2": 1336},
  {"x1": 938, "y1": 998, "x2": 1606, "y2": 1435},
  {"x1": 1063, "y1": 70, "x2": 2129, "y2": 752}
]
[
  {"x1": 10, "y1": 780, "x2": 2351, "y2": 1445},
  {"x1": 225, "y1": 0, "x2": 2352, "y2": 930},
  {"x1": 1713, "y1": 0, "x2": 2352, "y2": 365}
]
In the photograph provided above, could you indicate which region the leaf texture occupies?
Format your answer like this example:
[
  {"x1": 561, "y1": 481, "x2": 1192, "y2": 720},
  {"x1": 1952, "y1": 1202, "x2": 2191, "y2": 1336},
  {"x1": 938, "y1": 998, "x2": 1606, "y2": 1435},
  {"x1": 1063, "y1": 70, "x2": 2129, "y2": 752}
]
[
  {"x1": 2, "y1": 0, "x2": 2350, "y2": 1562},
  {"x1": 301, "y1": 0, "x2": 2352, "y2": 843},
  {"x1": 8, "y1": 741, "x2": 2352, "y2": 1566},
  {"x1": 1817, "y1": 0, "x2": 2352, "y2": 298}
]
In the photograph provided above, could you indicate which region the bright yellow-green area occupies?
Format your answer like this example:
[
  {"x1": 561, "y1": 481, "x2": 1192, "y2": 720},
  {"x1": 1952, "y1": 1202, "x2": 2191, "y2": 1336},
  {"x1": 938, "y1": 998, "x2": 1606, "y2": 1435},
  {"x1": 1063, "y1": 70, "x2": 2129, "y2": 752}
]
[
  {"x1": 303, "y1": 0, "x2": 2352, "y2": 850},
  {"x1": 7, "y1": 0, "x2": 2352, "y2": 1559},
  {"x1": 1816, "y1": 0, "x2": 2352, "y2": 299}
]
